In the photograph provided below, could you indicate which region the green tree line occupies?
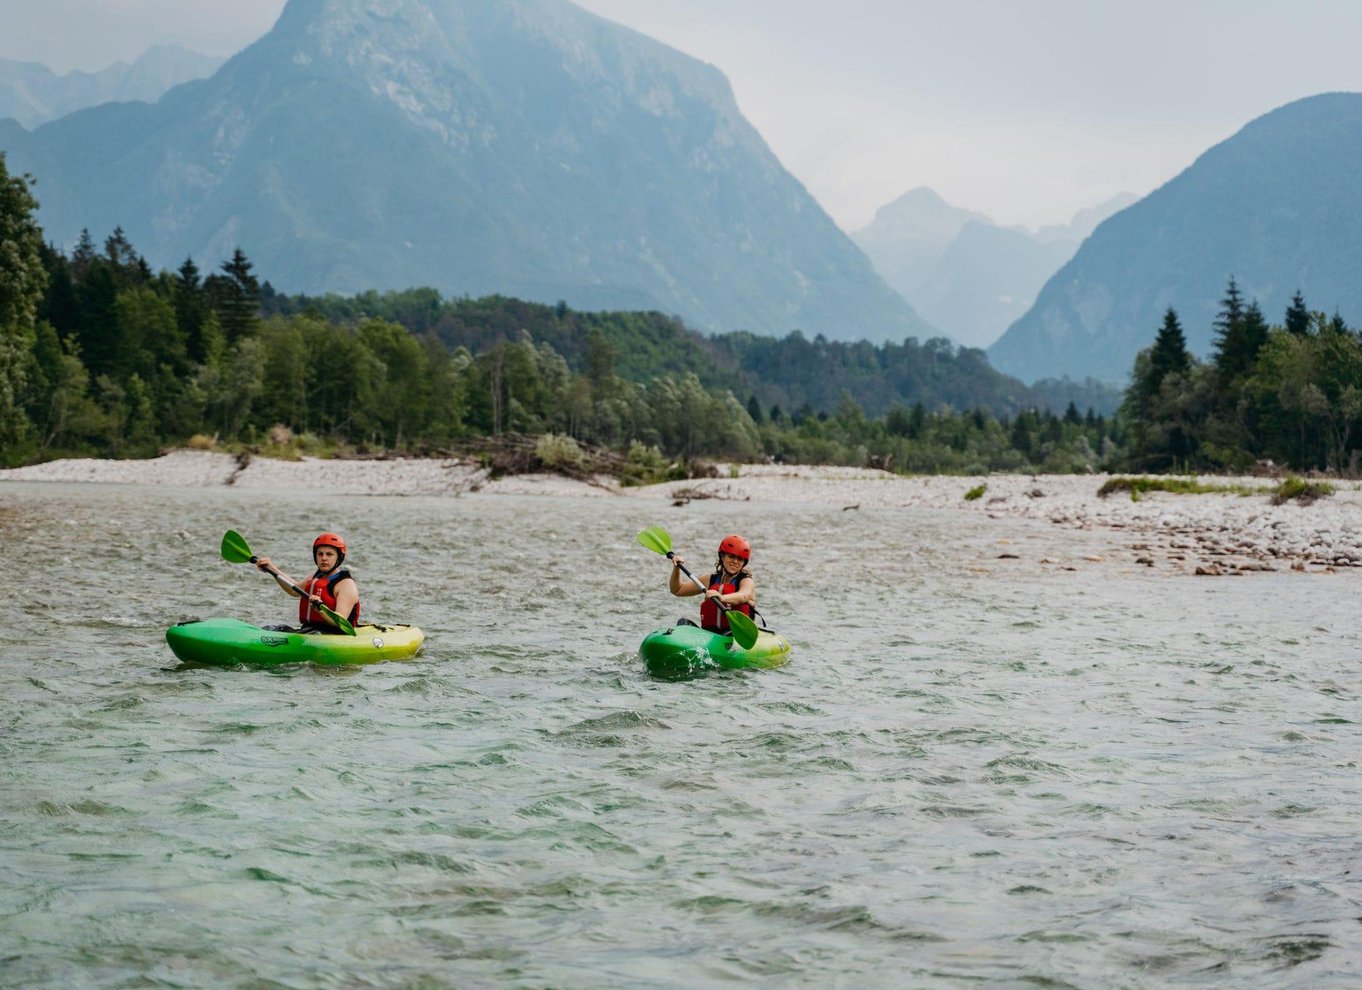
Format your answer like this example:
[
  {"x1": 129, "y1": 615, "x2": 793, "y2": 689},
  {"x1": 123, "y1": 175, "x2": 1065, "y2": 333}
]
[
  {"x1": 1121, "y1": 277, "x2": 1362, "y2": 474},
  {"x1": 1, "y1": 153, "x2": 1120, "y2": 474},
  {"x1": 266, "y1": 287, "x2": 1122, "y2": 420}
]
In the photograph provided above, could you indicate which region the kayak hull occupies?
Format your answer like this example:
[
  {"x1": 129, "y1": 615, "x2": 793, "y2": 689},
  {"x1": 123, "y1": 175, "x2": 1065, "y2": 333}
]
[
  {"x1": 166, "y1": 617, "x2": 424, "y2": 667},
  {"x1": 639, "y1": 623, "x2": 791, "y2": 680}
]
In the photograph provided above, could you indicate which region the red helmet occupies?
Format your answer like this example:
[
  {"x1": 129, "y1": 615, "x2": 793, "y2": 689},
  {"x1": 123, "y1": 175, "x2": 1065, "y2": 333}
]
[
  {"x1": 313, "y1": 532, "x2": 347, "y2": 564},
  {"x1": 718, "y1": 534, "x2": 751, "y2": 561}
]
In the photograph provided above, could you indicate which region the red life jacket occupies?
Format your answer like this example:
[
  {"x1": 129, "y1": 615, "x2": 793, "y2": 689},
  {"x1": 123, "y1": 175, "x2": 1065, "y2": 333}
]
[
  {"x1": 298, "y1": 567, "x2": 360, "y2": 627},
  {"x1": 699, "y1": 569, "x2": 753, "y2": 634}
]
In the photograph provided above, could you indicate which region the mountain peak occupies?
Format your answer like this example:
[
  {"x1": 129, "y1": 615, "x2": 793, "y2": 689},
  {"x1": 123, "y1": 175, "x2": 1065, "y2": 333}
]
[
  {"x1": 858, "y1": 187, "x2": 991, "y2": 242},
  {"x1": 3, "y1": 0, "x2": 930, "y2": 342}
]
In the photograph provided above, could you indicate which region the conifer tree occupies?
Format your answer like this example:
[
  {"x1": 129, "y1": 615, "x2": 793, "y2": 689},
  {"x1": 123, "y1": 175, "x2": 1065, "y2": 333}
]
[
  {"x1": 1149, "y1": 308, "x2": 1192, "y2": 383},
  {"x1": 1212, "y1": 277, "x2": 1268, "y2": 385},
  {"x1": 0, "y1": 154, "x2": 48, "y2": 456},
  {"x1": 1284, "y1": 290, "x2": 1311, "y2": 336},
  {"x1": 205, "y1": 248, "x2": 261, "y2": 343},
  {"x1": 175, "y1": 258, "x2": 208, "y2": 361}
]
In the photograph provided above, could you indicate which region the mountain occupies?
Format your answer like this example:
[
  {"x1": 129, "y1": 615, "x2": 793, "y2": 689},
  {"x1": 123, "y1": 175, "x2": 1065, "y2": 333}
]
[
  {"x1": 852, "y1": 188, "x2": 1133, "y2": 349},
  {"x1": 0, "y1": 0, "x2": 933, "y2": 344},
  {"x1": 0, "y1": 46, "x2": 225, "y2": 129},
  {"x1": 989, "y1": 92, "x2": 1362, "y2": 384}
]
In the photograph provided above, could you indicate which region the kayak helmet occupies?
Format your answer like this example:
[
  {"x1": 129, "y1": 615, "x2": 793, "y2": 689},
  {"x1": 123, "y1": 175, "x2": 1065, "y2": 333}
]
[
  {"x1": 718, "y1": 534, "x2": 751, "y2": 562},
  {"x1": 313, "y1": 531, "x2": 347, "y2": 566}
]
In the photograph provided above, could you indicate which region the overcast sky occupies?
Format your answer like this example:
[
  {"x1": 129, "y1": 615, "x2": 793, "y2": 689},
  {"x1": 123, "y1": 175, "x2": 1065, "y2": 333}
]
[{"x1": 5, "y1": 0, "x2": 1362, "y2": 231}]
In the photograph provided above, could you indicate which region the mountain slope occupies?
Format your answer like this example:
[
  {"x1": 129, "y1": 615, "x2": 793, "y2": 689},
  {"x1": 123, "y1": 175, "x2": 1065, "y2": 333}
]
[
  {"x1": 0, "y1": 46, "x2": 224, "y2": 129},
  {"x1": 989, "y1": 92, "x2": 1362, "y2": 383},
  {"x1": 0, "y1": 0, "x2": 932, "y2": 343},
  {"x1": 853, "y1": 188, "x2": 1131, "y2": 349}
]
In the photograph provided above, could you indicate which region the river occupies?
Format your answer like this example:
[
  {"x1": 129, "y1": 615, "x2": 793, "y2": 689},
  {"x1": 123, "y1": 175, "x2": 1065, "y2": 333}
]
[{"x1": 1, "y1": 481, "x2": 1359, "y2": 988}]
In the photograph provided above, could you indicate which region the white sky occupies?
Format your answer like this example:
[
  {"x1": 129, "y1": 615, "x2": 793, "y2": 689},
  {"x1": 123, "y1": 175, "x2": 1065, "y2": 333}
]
[{"x1": 4, "y1": 0, "x2": 1362, "y2": 231}]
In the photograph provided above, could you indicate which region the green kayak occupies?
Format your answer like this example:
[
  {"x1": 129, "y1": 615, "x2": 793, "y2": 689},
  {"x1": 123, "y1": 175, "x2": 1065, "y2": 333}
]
[
  {"x1": 639, "y1": 623, "x2": 791, "y2": 680},
  {"x1": 166, "y1": 617, "x2": 424, "y2": 668}
]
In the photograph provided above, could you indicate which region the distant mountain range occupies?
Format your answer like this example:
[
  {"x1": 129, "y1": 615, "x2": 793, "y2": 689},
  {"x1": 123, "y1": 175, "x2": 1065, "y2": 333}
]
[
  {"x1": 0, "y1": 45, "x2": 224, "y2": 129},
  {"x1": 852, "y1": 187, "x2": 1135, "y2": 350},
  {"x1": 0, "y1": 0, "x2": 933, "y2": 344},
  {"x1": 989, "y1": 92, "x2": 1362, "y2": 383}
]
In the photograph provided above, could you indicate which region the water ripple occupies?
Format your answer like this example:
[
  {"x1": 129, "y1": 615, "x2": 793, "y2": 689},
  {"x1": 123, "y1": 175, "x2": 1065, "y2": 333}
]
[{"x1": 2, "y1": 483, "x2": 1362, "y2": 987}]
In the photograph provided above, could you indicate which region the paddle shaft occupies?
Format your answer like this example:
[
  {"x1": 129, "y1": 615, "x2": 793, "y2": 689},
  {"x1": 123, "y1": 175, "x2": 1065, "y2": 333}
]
[
  {"x1": 668, "y1": 552, "x2": 745, "y2": 616},
  {"x1": 253, "y1": 556, "x2": 350, "y2": 630}
]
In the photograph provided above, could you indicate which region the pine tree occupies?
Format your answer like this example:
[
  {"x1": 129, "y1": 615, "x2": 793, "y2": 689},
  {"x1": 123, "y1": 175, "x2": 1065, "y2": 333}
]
[
  {"x1": 1212, "y1": 277, "x2": 1268, "y2": 385},
  {"x1": 206, "y1": 248, "x2": 261, "y2": 343},
  {"x1": 174, "y1": 257, "x2": 207, "y2": 361},
  {"x1": 0, "y1": 153, "x2": 47, "y2": 455},
  {"x1": 1284, "y1": 290, "x2": 1311, "y2": 336},
  {"x1": 1149, "y1": 308, "x2": 1192, "y2": 383}
]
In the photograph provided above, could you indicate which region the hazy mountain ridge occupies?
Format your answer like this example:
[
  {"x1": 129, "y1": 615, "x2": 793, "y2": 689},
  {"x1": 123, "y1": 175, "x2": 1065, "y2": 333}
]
[
  {"x1": 0, "y1": 45, "x2": 224, "y2": 129},
  {"x1": 852, "y1": 187, "x2": 1134, "y2": 349},
  {"x1": 0, "y1": 0, "x2": 933, "y2": 344},
  {"x1": 988, "y1": 92, "x2": 1362, "y2": 383}
]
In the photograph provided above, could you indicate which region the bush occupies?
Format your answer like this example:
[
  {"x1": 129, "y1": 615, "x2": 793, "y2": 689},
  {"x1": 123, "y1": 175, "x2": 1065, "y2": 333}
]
[
  {"x1": 534, "y1": 433, "x2": 585, "y2": 471},
  {"x1": 1270, "y1": 476, "x2": 1335, "y2": 505},
  {"x1": 964, "y1": 483, "x2": 987, "y2": 501}
]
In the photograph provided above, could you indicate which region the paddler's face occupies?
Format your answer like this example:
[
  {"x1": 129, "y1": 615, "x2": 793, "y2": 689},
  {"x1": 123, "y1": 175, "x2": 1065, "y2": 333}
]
[
  {"x1": 720, "y1": 552, "x2": 745, "y2": 575},
  {"x1": 314, "y1": 546, "x2": 340, "y2": 570}
]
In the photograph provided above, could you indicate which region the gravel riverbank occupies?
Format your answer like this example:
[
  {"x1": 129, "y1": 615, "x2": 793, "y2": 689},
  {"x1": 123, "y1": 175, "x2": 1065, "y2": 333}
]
[{"x1": 4, "y1": 451, "x2": 1360, "y2": 575}]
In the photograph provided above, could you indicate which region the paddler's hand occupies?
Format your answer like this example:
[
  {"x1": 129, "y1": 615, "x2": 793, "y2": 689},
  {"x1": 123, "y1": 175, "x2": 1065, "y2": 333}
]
[
  {"x1": 671, "y1": 554, "x2": 685, "y2": 568},
  {"x1": 255, "y1": 556, "x2": 274, "y2": 572},
  {"x1": 704, "y1": 588, "x2": 721, "y2": 601}
]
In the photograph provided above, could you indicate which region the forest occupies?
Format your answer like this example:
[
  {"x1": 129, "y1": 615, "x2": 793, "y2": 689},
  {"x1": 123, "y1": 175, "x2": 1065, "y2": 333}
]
[
  {"x1": 1122, "y1": 281, "x2": 1362, "y2": 474},
  {"x1": 1, "y1": 153, "x2": 1358, "y2": 478}
]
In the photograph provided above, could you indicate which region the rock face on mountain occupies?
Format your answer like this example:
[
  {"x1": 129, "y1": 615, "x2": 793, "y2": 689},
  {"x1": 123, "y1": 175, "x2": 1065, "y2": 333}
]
[
  {"x1": 0, "y1": 46, "x2": 224, "y2": 129},
  {"x1": 853, "y1": 187, "x2": 1132, "y2": 349},
  {"x1": 988, "y1": 92, "x2": 1362, "y2": 383},
  {"x1": 0, "y1": 0, "x2": 932, "y2": 343}
]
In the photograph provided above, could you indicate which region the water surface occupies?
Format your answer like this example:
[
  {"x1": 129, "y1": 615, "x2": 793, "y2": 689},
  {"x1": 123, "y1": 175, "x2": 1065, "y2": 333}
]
[{"x1": 1, "y1": 482, "x2": 1359, "y2": 988}]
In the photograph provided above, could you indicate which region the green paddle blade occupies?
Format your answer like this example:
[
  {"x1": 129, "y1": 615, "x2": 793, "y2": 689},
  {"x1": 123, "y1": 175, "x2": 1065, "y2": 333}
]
[
  {"x1": 221, "y1": 529, "x2": 254, "y2": 563},
  {"x1": 727, "y1": 609, "x2": 760, "y2": 650},
  {"x1": 636, "y1": 526, "x2": 673, "y2": 555},
  {"x1": 325, "y1": 607, "x2": 356, "y2": 637}
]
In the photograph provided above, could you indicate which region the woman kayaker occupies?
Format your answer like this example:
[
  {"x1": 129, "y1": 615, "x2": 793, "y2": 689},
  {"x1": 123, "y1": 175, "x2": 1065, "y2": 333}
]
[
  {"x1": 668, "y1": 534, "x2": 755, "y2": 634},
  {"x1": 254, "y1": 532, "x2": 360, "y2": 633}
]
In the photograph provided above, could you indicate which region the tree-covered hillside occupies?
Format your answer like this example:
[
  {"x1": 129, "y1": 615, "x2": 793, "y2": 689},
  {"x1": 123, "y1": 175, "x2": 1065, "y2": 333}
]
[
  {"x1": 266, "y1": 287, "x2": 1120, "y2": 421},
  {"x1": 0, "y1": 159, "x2": 1120, "y2": 475},
  {"x1": 1, "y1": 0, "x2": 932, "y2": 344}
]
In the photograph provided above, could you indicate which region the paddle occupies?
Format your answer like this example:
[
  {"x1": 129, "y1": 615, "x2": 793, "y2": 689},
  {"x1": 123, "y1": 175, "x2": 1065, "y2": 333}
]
[
  {"x1": 636, "y1": 526, "x2": 760, "y2": 649},
  {"x1": 220, "y1": 529, "x2": 357, "y2": 636}
]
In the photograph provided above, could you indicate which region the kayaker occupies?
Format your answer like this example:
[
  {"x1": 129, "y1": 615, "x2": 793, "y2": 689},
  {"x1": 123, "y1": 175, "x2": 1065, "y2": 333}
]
[
  {"x1": 254, "y1": 532, "x2": 360, "y2": 633},
  {"x1": 668, "y1": 534, "x2": 755, "y2": 634}
]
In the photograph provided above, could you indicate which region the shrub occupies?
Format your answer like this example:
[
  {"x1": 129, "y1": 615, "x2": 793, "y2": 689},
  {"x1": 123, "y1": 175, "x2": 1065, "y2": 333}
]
[
  {"x1": 534, "y1": 433, "x2": 585, "y2": 471},
  {"x1": 1270, "y1": 476, "x2": 1335, "y2": 505}
]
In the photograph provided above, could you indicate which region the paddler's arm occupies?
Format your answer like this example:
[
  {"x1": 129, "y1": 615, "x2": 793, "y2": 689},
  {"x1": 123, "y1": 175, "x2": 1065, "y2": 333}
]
[
  {"x1": 255, "y1": 557, "x2": 304, "y2": 599},
  {"x1": 326, "y1": 578, "x2": 359, "y2": 630},
  {"x1": 668, "y1": 555, "x2": 703, "y2": 597}
]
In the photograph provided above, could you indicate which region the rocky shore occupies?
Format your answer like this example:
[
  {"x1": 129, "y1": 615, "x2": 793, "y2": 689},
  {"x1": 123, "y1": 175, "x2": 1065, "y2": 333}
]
[{"x1": 3, "y1": 451, "x2": 1360, "y2": 575}]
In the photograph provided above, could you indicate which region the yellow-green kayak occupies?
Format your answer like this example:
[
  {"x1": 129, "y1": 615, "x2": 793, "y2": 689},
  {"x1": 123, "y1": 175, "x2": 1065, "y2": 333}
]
[{"x1": 166, "y1": 617, "x2": 423, "y2": 667}]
